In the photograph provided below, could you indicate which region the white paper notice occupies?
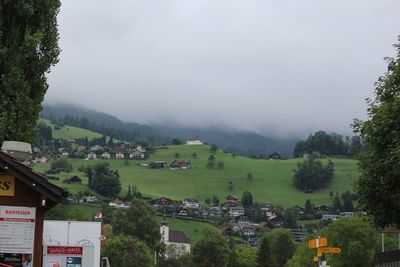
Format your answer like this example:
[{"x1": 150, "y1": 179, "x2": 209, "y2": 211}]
[
  {"x1": 0, "y1": 206, "x2": 36, "y2": 253},
  {"x1": 44, "y1": 257, "x2": 61, "y2": 267}
]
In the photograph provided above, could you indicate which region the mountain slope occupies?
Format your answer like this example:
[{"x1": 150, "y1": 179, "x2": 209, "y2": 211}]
[{"x1": 41, "y1": 103, "x2": 298, "y2": 156}]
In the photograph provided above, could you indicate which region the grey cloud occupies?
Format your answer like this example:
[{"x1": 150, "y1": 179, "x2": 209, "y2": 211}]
[{"x1": 45, "y1": 0, "x2": 400, "y2": 137}]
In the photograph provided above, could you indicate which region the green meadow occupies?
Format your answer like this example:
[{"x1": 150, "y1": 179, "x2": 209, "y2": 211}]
[
  {"x1": 41, "y1": 119, "x2": 104, "y2": 140},
  {"x1": 33, "y1": 144, "x2": 358, "y2": 208}
]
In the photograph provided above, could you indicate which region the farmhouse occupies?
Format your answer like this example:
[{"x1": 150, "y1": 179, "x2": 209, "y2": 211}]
[
  {"x1": 109, "y1": 199, "x2": 130, "y2": 208},
  {"x1": 101, "y1": 152, "x2": 111, "y2": 159},
  {"x1": 63, "y1": 175, "x2": 82, "y2": 185},
  {"x1": 87, "y1": 152, "x2": 97, "y2": 160},
  {"x1": 129, "y1": 148, "x2": 145, "y2": 159},
  {"x1": 208, "y1": 207, "x2": 223, "y2": 220},
  {"x1": 229, "y1": 207, "x2": 245, "y2": 217},
  {"x1": 226, "y1": 194, "x2": 239, "y2": 203},
  {"x1": 150, "y1": 161, "x2": 167, "y2": 168},
  {"x1": 149, "y1": 197, "x2": 173, "y2": 207},
  {"x1": 115, "y1": 152, "x2": 124, "y2": 160},
  {"x1": 160, "y1": 219, "x2": 190, "y2": 258},
  {"x1": 182, "y1": 198, "x2": 200, "y2": 209},
  {"x1": 170, "y1": 160, "x2": 191, "y2": 170},
  {"x1": 186, "y1": 135, "x2": 203, "y2": 145}
]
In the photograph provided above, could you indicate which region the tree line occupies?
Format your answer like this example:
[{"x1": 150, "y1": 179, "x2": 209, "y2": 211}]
[{"x1": 293, "y1": 130, "x2": 363, "y2": 158}]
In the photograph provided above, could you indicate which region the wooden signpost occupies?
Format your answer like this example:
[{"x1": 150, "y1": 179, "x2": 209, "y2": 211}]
[{"x1": 308, "y1": 237, "x2": 341, "y2": 266}]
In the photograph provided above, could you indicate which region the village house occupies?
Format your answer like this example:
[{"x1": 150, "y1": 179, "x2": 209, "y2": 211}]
[
  {"x1": 115, "y1": 152, "x2": 124, "y2": 160},
  {"x1": 186, "y1": 135, "x2": 203, "y2": 145},
  {"x1": 182, "y1": 198, "x2": 200, "y2": 209},
  {"x1": 150, "y1": 161, "x2": 167, "y2": 168},
  {"x1": 87, "y1": 152, "x2": 97, "y2": 160},
  {"x1": 229, "y1": 207, "x2": 245, "y2": 217},
  {"x1": 169, "y1": 160, "x2": 192, "y2": 170},
  {"x1": 109, "y1": 199, "x2": 130, "y2": 208},
  {"x1": 160, "y1": 219, "x2": 190, "y2": 258},
  {"x1": 149, "y1": 197, "x2": 173, "y2": 207},
  {"x1": 101, "y1": 151, "x2": 111, "y2": 159},
  {"x1": 321, "y1": 214, "x2": 339, "y2": 221},
  {"x1": 268, "y1": 152, "x2": 282, "y2": 160},
  {"x1": 63, "y1": 175, "x2": 82, "y2": 185},
  {"x1": 208, "y1": 207, "x2": 223, "y2": 220},
  {"x1": 226, "y1": 194, "x2": 239, "y2": 203}
]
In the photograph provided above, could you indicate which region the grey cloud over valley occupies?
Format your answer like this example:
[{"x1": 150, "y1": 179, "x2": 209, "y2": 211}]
[{"x1": 45, "y1": 0, "x2": 400, "y2": 137}]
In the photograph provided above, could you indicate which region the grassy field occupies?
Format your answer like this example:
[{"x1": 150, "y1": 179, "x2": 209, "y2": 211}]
[
  {"x1": 33, "y1": 144, "x2": 358, "y2": 208},
  {"x1": 41, "y1": 119, "x2": 104, "y2": 140}
]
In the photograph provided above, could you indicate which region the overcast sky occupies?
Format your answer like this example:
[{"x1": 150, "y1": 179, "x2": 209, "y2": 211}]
[{"x1": 45, "y1": 0, "x2": 400, "y2": 137}]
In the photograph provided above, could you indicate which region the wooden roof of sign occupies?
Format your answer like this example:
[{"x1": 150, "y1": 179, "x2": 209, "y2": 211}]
[{"x1": 0, "y1": 151, "x2": 67, "y2": 209}]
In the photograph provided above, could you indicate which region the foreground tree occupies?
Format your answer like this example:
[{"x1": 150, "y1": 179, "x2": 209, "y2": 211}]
[
  {"x1": 112, "y1": 198, "x2": 162, "y2": 255},
  {"x1": 353, "y1": 39, "x2": 400, "y2": 227},
  {"x1": 287, "y1": 216, "x2": 378, "y2": 267},
  {"x1": 0, "y1": 1, "x2": 61, "y2": 143},
  {"x1": 102, "y1": 235, "x2": 153, "y2": 267},
  {"x1": 192, "y1": 229, "x2": 229, "y2": 267},
  {"x1": 235, "y1": 246, "x2": 257, "y2": 267}
]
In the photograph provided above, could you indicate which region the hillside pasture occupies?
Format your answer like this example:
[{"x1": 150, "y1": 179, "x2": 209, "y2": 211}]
[{"x1": 33, "y1": 145, "x2": 358, "y2": 207}]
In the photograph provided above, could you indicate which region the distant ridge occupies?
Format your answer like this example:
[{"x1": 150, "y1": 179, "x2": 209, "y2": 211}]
[{"x1": 41, "y1": 103, "x2": 298, "y2": 156}]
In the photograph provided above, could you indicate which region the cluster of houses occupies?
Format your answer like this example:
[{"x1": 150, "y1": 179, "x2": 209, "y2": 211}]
[{"x1": 32, "y1": 142, "x2": 148, "y2": 161}]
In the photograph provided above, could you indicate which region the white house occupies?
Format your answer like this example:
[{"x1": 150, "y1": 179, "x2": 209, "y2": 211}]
[
  {"x1": 115, "y1": 152, "x2": 124, "y2": 160},
  {"x1": 160, "y1": 219, "x2": 190, "y2": 258},
  {"x1": 321, "y1": 214, "x2": 339, "y2": 221},
  {"x1": 229, "y1": 207, "x2": 245, "y2": 217},
  {"x1": 186, "y1": 135, "x2": 203, "y2": 145},
  {"x1": 102, "y1": 152, "x2": 111, "y2": 159},
  {"x1": 183, "y1": 199, "x2": 200, "y2": 209},
  {"x1": 109, "y1": 199, "x2": 130, "y2": 208},
  {"x1": 87, "y1": 152, "x2": 97, "y2": 160}
]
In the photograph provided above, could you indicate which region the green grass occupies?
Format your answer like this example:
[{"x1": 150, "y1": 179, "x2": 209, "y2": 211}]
[
  {"x1": 156, "y1": 216, "x2": 219, "y2": 245},
  {"x1": 33, "y1": 144, "x2": 358, "y2": 208},
  {"x1": 41, "y1": 119, "x2": 104, "y2": 140}
]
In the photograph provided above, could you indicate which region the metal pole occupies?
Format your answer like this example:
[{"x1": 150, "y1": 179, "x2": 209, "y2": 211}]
[{"x1": 381, "y1": 232, "x2": 384, "y2": 252}]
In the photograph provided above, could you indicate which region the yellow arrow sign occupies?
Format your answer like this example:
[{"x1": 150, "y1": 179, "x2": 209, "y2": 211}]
[
  {"x1": 319, "y1": 247, "x2": 341, "y2": 254},
  {"x1": 308, "y1": 237, "x2": 327, "y2": 248}
]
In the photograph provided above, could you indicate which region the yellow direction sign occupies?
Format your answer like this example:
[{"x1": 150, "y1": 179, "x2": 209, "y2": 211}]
[
  {"x1": 319, "y1": 247, "x2": 341, "y2": 254},
  {"x1": 308, "y1": 237, "x2": 327, "y2": 248}
]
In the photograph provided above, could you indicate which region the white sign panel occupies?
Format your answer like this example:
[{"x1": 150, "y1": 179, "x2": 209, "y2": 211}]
[
  {"x1": 44, "y1": 257, "x2": 61, "y2": 267},
  {"x1": 0, "y1": 206, "x2": 36, "y2": 253}
]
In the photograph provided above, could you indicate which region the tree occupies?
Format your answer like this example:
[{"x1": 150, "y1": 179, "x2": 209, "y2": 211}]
[
  {"x1": 217, "y1": 161, "x2": 225, "y2": 169},
  {"x1": 246, "y1": 172, "x2": 253, "y2": 180},
  {"x1": 210, "y1": 144, "x2": 219, "y2": 154},
  {"x1": 257, "y1": 233, "x2": 277, "y2": 267},
  {"x1": 342, "y1": 191, "x2": 354, "y2": 212},
  {"x1": 352, "y1": 40, "x2": 400, "y2": 227},
  {"x1": 191, "y1": 152, "x2": 197, "y2": 159},
  {"x1": 241, "y1": 191, "x2": 253, "y2": 208},
  {"x1": 287, "y1": 216, "x2": 378, "y2": 267},
  {"x1": 174, "y1": 152, "x2": 180, "y2": 159},
  {"x1": 126, "y1": 185, "x2": 133, "y2": 202},
  {"x1": 235, "y1": 246, "x2": 257, "y2": 267},
  {"x1": 332, "y1": 192, "x2": 343, "y2": 212},
  {"x1": 304, "y1": 199, "x2": 313, "y2": 214},
  {"x1": 283, "y1": 208, "x2": 297, "y2": 228},
  {"x1": 228, "y1": 181, "x2": 234, "y2": 192},
  {"x1": 212, "y1": 195, "x2": 219, "y2": 206},
  {"x1": 51, "y1": 159, "x2": 73, "y2": 173},
  {"x1": 111, "y1": 198, "x2": 162, "y2": 254},
  {"x1": 171, "y1": 138, "x2": 182, "y2": 145},
  {"x1": 293, "y1": 158, "x2": 334, "y2": 191},
  {"x1": 0, "y1": 1, "x2": 61, "y2": 143},
  {"x1": 82, "y1": 163, "x2": 121, "y2": 197},
  {"x1": 269, "y1": 228, "x2": 296, "y2": 267},
  {"x1": 102, "y1": 235, "x2": 154, "y2": 267},
  {"x1": 207, "y1": 160, "x2": 216, "y2": 168},
  {"x1": 192, "y1": 229, "x2": 229, "y2": 267}
]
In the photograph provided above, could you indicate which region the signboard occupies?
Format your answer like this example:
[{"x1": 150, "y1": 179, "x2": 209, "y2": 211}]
[
  {"x1": 47, "y1": 247, "x2": 83, "y2": 255},
  {"x1": 66, "y1": 257, "x2": 81, "y2": 267},
  {"x1": 0, "y1": 174, "x2": 15, "y2": 196},
  {"x1": 308, "y1": 237, "x2": 327, "y2": 248},
  {"x1": 0, "y1": 206, "x2": 36, "y2": 254},
  {"x1": 44, "y1": 257, "x2": 61, "y2": 267},
  {"x1": 319, "y1": 247, "x2": 341, "y2": 253}
]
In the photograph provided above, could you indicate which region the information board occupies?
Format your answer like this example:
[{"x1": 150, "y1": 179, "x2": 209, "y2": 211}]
[{"x1": 0, "y1": 206, "x2": 35, "y2": 267}]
